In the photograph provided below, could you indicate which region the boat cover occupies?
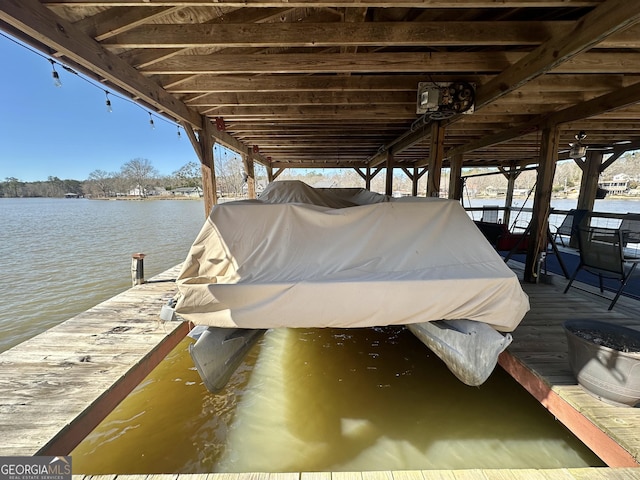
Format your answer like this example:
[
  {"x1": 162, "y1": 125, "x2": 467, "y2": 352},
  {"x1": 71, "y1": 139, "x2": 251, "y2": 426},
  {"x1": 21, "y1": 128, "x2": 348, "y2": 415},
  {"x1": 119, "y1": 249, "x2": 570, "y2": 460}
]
[{"x1": 174, "y1": 181, "x2": 529, "y2": 331}]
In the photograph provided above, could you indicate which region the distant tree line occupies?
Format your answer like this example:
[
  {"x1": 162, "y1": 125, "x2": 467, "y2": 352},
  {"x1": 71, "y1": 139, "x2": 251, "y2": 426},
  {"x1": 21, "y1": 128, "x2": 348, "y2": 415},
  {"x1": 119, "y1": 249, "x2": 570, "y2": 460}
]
[
  {"x1": 2, "y1": 151, "x2": 639, "y2": 199},
  {"x1": 1, "y1": 153, "x2": 262, "y2": 199},
  {"x1": 1, "y1": 158, "x2": 203, "y2": 198},
  {"x1": 1, "y1": 176, "x2": 84, "y2": 198}
]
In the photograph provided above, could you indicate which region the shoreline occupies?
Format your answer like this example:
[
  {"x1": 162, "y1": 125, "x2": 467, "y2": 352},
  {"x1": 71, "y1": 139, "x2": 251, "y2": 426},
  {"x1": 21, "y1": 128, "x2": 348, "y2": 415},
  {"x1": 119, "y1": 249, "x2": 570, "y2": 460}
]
[{"x1": 2, "y1": 194, "x2": 639, "y2": 202}]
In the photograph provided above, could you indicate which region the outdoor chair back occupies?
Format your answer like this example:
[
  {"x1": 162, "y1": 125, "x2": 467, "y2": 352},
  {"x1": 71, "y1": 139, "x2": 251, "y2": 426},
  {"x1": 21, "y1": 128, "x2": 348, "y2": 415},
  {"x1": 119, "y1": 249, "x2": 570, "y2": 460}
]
[
  {"x1": 481, "y1": 205, "x2": 500, "y2": 224},
  {"x1": 563, "y1": 226, "x2": 638, "y2": 310},
  {"x1": 551, "y1": 208, "x2": 589, "y2": 247},
  {"x1": 620, "y1": 213, "x2": 640, "y2": 247}
]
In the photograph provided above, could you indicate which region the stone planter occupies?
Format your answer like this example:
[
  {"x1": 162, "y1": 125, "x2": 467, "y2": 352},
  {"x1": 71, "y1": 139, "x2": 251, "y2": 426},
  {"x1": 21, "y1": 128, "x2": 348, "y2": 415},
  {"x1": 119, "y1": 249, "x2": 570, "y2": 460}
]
[{"x1": 563, "y1": 319, "x2": 640, "y2": 407}]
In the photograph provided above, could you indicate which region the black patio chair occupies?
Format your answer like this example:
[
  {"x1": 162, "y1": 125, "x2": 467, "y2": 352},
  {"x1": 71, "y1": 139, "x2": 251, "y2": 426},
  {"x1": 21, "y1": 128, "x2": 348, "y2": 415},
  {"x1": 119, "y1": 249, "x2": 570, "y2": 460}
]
[
  {"x1": 563, "y1": 226, "x2": 639, "y2": 310},
  {"x1": 481, "y1": 205, "x2": 500, "y2": 224},
  {"x1": 550, "y1": 208, "x2": 589, "y2": 247},
  {"x1": 620, "y1": 213, "x2": 640, "y2": 247}
]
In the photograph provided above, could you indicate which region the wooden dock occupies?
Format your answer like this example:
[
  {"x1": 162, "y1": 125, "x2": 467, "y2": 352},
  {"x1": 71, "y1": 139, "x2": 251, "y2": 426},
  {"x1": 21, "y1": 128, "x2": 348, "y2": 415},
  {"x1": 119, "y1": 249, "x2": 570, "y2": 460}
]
[
  {"x1": 0, "y1": 265, "x2": 188, "y2": 456},
  {"x1": 71, "y1": 469, "x2": 640, "y2": 480},
  {"x1": 2, "y1": 263, "x2": 640, "y2": 479},
  {"x1": 500, "y1": 263, "x2": 640, "y2": 469}
]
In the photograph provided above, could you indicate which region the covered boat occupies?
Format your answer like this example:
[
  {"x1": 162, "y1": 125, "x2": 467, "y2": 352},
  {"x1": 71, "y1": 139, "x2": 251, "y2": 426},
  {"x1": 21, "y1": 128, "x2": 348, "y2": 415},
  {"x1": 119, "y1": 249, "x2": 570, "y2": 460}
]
[{"x1": 171, "y1": 181, "x2": 529, "y2": 389}]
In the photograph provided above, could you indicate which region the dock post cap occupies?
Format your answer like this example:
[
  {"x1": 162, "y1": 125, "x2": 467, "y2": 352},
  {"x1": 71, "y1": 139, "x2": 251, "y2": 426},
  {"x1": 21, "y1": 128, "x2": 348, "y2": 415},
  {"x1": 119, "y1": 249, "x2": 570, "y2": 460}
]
[{"x1": 131, "y1": 253, "x2": 146, "y2": 286}]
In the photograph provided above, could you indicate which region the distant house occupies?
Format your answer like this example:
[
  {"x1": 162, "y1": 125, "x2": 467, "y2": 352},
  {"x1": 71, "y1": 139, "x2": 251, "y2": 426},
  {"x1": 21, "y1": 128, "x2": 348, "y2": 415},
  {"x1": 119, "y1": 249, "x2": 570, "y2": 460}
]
[
  {"x1": 148, "y1": 187, "x2": 168, "y2": 196},
  {"x1": 173, "y1": 186, "x2": 203, "y2": 197},
  {"x1": 599, "y1": 174, "x2": 629, "y2": 195},
  {"x1": 128, "y1": 185, "x2": 145, "y2": 197},
  {"x1": 125, "y1": 186, "x2": 167, "y2": 197},
  {"x1": 64, "y1": 192, "x2": 80, "y2": 198},
  {"x1": 485, "y1": 186, "x2": 507, "y2": 197}
]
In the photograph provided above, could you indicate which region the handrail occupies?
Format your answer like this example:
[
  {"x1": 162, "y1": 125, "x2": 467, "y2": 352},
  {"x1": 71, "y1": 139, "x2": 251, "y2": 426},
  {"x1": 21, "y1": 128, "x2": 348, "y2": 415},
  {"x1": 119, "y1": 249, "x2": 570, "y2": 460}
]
[{"x1": 465, "y1": 206, "x2": 633, "y2": 225}]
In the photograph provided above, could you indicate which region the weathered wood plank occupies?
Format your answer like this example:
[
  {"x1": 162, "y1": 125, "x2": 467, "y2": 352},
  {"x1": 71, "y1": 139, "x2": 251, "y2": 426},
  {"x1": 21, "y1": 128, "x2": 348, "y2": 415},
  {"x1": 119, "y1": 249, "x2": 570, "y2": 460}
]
[
  {"x1": 390, "y1": 472, "x2": 424, "y2": 480},
  {"x1": 103, "y1": 22, "x2": 573, "y2": 49},
  {"x1": 73, "y1": 469, "x2": 640, "y2": 480},
  {"x1": 300, "y1": 473, "x2": 330, "y2": 480},
  {"x1": 361, "y1": 472, "x2": 393, "y2": 480},
  {"x1": 502, "y1": 274, "x2": 640, "y2": 467},
  {"x1": 269, "y1": 474, "x2": 300, "y2": 480},
  {"x1": 141, "y1": 52, "x2": 640, "y2": 76},
  {"x1": 0, "y1": 265, "x2": 187, "y2": 457}
]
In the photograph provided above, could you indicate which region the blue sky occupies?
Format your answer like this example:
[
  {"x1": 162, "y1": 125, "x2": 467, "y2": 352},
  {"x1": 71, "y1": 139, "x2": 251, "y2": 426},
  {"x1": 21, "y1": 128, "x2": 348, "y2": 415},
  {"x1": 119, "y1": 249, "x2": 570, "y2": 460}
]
[{"x1": 0, "y1": 33, "x2": 201, "y2": 182}]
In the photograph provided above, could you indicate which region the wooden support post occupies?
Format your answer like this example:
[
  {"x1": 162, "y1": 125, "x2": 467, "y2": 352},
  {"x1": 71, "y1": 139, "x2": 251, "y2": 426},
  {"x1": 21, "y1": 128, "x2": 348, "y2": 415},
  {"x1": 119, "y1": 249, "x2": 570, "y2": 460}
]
[
  {"x1": 266, "y1": 164, "x2": 274, "y2": 183},
  {"x1": 577, "y1": 150, "x2": 604, "y2": 213},
  {"x1": 131, "y1": 253, "x2": 145, "y2": 286},
  {"x1": 427, "y1": 122, "x2": 445, "y2": 197},
  {"x1": 365, "y1": 166, "x2": 372, "y2": 190},
  {"x1": 385, "y1": 151, "x2": 394, "y2": 196},
  {"x1": 503, "y1": 169, "x2": 516, "y2": 228},
  {"x1": 401, "y1": 167, "x2": 415, "y2": 196},
  {"x1": 272, "y1": 168, "x2": 284, "y2": 180},
  {"x1": 200, "y1": 120, "x2": 217, "y2": 217},
  {"x1": 524, "y1": 126, "x2": 559, "y2": 283},
  {"x1": 182, "y1": 119, "x2": 216, "y2": 218},
  {"x1": 416, "y1": 167, "x2": 427, "y2": 195},
  {"x1": 501, "y1": 164, "x2": 522, "y2": 228},
  {"x1": 242, "y1": 152, "x2": 256, "y2": 199},
  {"x1": 449, "y1": 154, "x2": 463, "y2": 200}
]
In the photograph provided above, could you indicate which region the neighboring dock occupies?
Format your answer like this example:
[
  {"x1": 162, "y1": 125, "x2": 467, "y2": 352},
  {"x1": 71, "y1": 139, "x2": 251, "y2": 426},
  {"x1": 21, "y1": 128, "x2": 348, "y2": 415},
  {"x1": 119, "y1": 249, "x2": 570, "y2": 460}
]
[{"x1": 2, "y1": 262, "x2": 640, "y2": 478}]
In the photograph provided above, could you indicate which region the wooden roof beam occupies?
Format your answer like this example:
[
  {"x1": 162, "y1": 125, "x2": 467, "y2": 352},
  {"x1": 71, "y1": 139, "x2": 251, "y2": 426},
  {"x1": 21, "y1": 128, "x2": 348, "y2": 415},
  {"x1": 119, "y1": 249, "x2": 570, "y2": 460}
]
[
  {"x1": 73, "y1": 6, "x2": 183, "y2": 41},
  {"x1": 167, "y1": 74, "x2": 486, "y2": 94},
  {"x1": 115, "y1": 7, "x2": 298, "y2": 70},
  {"x1": 0, "y1": 0, "x2": 202, "y2": 129},
  {"x1": 186, "y1": 91, "x2": 415, "y2": 107},
  {"x1": 103, "y1": 21, "x2": 574, "y2": 49},
  {"x1": 141, "y1": 51, "x2": 640, "y2": 75},
  {"x1": 270, "y1": 161, "x2": 369, "y2": 168},
  {"x1": 167, "y1": 74, "x2": 640, "y2": 102}
]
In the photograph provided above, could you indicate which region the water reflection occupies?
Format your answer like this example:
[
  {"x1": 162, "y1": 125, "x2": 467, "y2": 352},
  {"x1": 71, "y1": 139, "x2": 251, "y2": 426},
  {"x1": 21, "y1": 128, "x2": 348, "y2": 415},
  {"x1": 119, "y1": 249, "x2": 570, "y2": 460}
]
[
  {"x1": 219, "y1": 327, "x2": 602, "y2": 471},
  {"x1": 73, "y1": 327, "x2": 603, "y2": 474},
  {"x1": 71, "y1": 337, "x2": 258, "y2": 474}
]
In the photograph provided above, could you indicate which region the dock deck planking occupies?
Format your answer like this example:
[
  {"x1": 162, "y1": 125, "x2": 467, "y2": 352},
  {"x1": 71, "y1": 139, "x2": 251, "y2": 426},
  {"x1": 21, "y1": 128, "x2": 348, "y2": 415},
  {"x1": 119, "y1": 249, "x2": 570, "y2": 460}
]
[
  {"x1": 0, "y1": 265, "x2": 188, "y2": 457},
  {"x1": 501, "y1": 264, "x2": 640, "y2": 468},
  {"x1": 71, "y1": 469, "x2": 640, "y2": 479}
]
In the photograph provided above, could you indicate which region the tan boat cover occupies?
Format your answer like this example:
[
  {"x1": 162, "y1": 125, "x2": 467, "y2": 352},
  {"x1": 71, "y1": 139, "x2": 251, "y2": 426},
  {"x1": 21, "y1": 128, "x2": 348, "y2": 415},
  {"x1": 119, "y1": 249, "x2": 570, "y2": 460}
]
[{"x1": 175, "y1": 181, "x2": 529, "y2": 331}]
